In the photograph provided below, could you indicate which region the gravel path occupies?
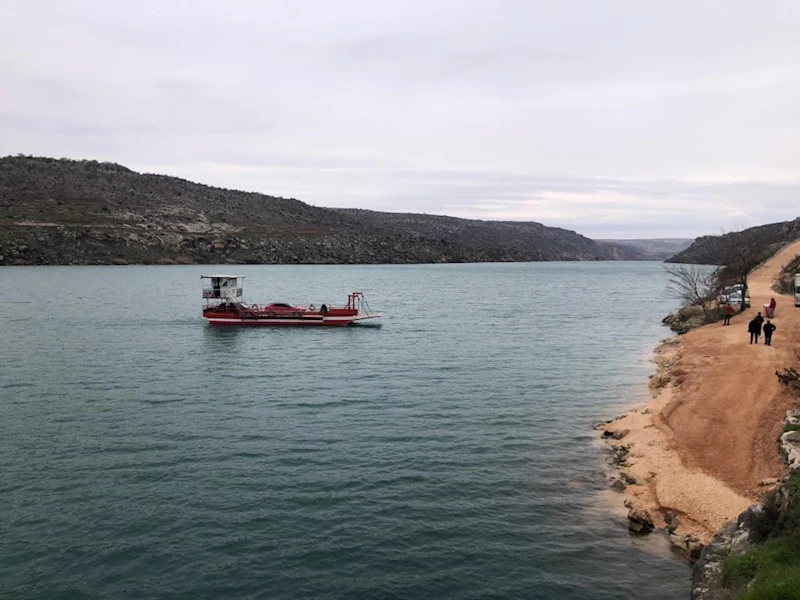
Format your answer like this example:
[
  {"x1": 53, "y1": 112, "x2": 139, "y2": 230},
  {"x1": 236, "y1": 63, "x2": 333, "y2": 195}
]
[{"x1": 604, "y1": 239, "x2": 800, "y2": 540}]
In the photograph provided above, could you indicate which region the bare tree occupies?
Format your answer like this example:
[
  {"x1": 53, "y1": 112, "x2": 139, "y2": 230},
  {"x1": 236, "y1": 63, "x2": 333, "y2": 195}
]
[
  {"x1": 717, "y1": 229, "x2": 771, "y2": 312},
  {"x1": 664, "y1": 263, "x2": 720, "y2": 322}
]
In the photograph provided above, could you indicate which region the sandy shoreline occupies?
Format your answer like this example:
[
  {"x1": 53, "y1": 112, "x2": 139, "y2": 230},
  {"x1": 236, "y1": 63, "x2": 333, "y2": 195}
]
[{"x1": 600, "y1": 239, "x2": 800, "y2": 544}]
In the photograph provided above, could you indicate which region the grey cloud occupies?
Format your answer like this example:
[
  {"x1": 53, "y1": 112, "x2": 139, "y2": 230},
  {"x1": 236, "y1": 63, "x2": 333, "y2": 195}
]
[
  {"x1": 140, "y1": 160, "x2": 798, "y2": 237},
  {"x1": 1, "y1": 0, "x2": 799, "y2": 238}
]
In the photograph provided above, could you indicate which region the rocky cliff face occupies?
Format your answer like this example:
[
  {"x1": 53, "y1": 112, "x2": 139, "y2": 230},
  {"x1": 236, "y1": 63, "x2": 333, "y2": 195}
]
[{"x1": 0, "y1": 155, "x2": 644, "y2": 265}]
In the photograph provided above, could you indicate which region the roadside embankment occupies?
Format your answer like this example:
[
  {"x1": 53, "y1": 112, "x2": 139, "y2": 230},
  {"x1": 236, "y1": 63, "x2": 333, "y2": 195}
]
[{"x1": 600, "y1": 238, "x2": 800, "y2": 549}]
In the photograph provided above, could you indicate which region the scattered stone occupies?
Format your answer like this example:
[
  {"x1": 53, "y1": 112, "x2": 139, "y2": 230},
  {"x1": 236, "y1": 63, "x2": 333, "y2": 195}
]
[
  {"x1": 780, "y1": 422, "x2": 800, "y2": 472},
  {"x1": 786, "y1": 409, "x2": 800, "y2": 428},
  {"x1": 627, "y1": 506, "x2": 655, "y2": 534},
  {"x1": 667, "y1": 516, "x2": 680, "y2": 534},
  {"x1": 611, "y1": 429, "x2": 629, "y2": 440},
  {"x1": 691, "y1": 521, "x2": 736, "y2": 598},
  {"x1": 667, "y1": 519, "x2": 679, "y2": 534},
  {"x1": 670, "y1": 533, "x2": 703, "y2": 560},
  {"x1": 731, "y1": 504, "x2": 771, "y2": 555},
  {"x1": 758, "y1": 477, "x2": 779, "y2": 487},
  {"x1": 687, "y1": 537, "x2": 704, "y2": 561},
  {"x1": 668, "y1": 533, "x2": 685, "y2": 549},
  {"x1": 611, "y1": 446, "x2": 629, "y2": 466},
  {"x1": 610, "y1": 479, "x2": 626, "y2": 493},
  {"x1": 649, "y1": 373, "x2": 670, "y2": 389},
  {"x1": 782, "y1": 430, "x2": 800, "y2": 444}
]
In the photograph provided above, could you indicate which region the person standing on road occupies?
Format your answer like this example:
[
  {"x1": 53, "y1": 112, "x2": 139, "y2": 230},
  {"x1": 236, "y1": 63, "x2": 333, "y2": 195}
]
[
  {"x1": 748, "y1": 317, "x2": 762, "y2": 344},
  {"x1": 723, "y1": 303, "x2": 734, "y2": 325},
  {"x1": 763, "y1": 320, "x2": 776, "y2": 346}
]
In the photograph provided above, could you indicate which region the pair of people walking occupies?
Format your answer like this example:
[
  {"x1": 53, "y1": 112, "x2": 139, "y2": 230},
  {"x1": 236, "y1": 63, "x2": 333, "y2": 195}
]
[{"x1": 748, "y1": 312, "x2": 776, "y2": 345}]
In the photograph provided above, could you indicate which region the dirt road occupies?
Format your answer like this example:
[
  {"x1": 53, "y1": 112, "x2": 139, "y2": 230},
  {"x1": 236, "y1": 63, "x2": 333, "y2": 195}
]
[
  {"x1": 604, "y1": 239, "x2": 800, "y2": 539},
  {"x1": 661, "y1": 239, "x2": 800, "y2": 494}
]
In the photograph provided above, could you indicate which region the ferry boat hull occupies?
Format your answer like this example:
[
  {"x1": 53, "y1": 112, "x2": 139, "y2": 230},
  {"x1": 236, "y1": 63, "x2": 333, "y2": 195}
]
[
  {"x1": 201, "y1": 275, "x2": 381, "y2": 327},
  {"x1": 202, "y1": 308, "x2": 382, "y2": 327}
]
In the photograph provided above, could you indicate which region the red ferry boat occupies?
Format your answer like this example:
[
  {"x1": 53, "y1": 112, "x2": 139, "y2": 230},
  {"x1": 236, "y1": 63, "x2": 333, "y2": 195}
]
[{"x1": 201, "y1": 275, "x2": 382, "y2": 326}]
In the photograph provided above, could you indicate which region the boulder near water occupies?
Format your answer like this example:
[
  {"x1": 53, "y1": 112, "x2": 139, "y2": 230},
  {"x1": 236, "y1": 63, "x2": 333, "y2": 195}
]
[{"x1": 627, "y1": 507, "x2": 655, "y2": 534}]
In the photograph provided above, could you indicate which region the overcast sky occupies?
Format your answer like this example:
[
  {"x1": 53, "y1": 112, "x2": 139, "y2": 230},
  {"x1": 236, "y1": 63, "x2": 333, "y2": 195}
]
[{"x1": 2, "y1": 1, "x2": 799, "y2": 238}]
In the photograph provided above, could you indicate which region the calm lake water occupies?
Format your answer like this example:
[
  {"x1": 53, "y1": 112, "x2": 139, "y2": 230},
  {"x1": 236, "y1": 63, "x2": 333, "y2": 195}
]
[{"x1": 0, "y1": 262, "x2": 690, "y2": 599}]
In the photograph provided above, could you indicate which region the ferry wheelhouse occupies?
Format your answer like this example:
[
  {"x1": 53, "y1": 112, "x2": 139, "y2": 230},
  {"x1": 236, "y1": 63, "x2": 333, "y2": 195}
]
[{"x1": 201, "y1": 275, "x2": 381, "y2": 326}]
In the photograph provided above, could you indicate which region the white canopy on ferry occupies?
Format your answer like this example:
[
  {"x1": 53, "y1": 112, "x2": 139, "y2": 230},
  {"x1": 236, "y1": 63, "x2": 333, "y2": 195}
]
[{"x1": 201, "y1": 274, "x2": 244, "y2": 279}]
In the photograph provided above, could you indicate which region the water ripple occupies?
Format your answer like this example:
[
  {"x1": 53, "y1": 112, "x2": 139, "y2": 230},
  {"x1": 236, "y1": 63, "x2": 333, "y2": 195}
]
[{"x1": 0, "y1": 263, "x2": 689, "y2": 599}]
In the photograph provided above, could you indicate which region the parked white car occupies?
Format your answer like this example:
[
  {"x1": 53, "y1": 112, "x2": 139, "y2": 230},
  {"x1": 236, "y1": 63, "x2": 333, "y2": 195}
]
[{"x1": 719, "y1": 285, "x2": 751, "y2": 308}]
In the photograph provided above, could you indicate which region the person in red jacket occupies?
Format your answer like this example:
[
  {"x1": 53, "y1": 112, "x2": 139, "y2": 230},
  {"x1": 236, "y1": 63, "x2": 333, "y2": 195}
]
[{"x1": 723, "y1": 303, "x2": 734, "y2": 325}]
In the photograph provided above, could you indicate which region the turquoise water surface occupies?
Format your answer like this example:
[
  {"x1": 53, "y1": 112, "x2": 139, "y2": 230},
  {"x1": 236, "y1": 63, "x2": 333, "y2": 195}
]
[{"x1": 0, "y1": 262, "x2": 690, "y2": 599}]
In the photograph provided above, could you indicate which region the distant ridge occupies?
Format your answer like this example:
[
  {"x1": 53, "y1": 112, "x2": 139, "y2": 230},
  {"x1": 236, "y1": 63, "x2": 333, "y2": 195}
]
[
  {"x1": 599, "y1": 238, "x2": 694, "y2": 261},
  {"x1": 0, "y1": 155, "x2": 647, "y2": 266},
  {"x1": 666, "y1": 218, "x2": 800, "y2": 265}
]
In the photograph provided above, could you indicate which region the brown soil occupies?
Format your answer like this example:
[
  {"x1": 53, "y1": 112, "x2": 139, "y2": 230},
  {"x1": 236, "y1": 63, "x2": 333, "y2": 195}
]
[{"x1": 603, "y1": 239, "x2": 800, "y2": 541}]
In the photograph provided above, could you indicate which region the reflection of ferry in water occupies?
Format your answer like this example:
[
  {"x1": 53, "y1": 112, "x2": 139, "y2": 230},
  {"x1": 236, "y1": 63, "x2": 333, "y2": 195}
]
[{"x1": 201, "y1": 275, "x2": 382, "y2": 327}]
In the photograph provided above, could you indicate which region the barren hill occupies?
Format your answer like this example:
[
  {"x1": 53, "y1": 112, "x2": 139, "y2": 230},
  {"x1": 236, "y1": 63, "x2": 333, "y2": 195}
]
[
  {"x1": 0, "y1": 155, "x2": 645, "y2": 265},
  {"x1": 599, "y1": 238, "x2": 694, "y2": 261},
  {"x1": 666, "y1": 218, "x2": 800, "y2": 265}
]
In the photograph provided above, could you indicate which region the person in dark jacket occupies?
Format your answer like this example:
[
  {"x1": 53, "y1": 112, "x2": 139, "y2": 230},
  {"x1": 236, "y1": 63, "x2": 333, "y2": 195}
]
[
  {"x1": 755, "y1": 311, "x2": 765, "y2": 328},
  {"x1": 748, "y1": 317, "x2": 762, "y2": 344},
  {"x1": 763, "y1": 320, "x2": 776, "y2": 346}
]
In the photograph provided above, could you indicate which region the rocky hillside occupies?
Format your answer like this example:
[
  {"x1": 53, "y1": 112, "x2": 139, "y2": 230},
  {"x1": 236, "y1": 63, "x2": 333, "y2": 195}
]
[
  {"x1": 667, "y1": 218, "x2": 800, "y2": 265},
  {"x1": 599, "y1": 238, "x2": 694, "y2": 261},
  {"x1": 0, "y1": 155, "x2": 645, "y2": 266},
  {"x1": 339, "y1": 209, "x2": 643, "y2": 262}
]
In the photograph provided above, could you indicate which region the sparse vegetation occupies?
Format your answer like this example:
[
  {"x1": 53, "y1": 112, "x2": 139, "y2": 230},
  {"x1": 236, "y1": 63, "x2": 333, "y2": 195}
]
[
  {"x1": 774, "y1": 254, "x2": 800, "y2": 295},
  {"x1": 662, "y1": 305, "x2": 718, "y2": 334},
  {"x1": 0, "y1": 155, "x2": 648, "y2": 266},
  {"x1": 664, "y1": 263, "x2": 721, "y2": 322},
  {"x1": 777, "y1": 352, "x2": 800, "y2": 399},
  {"x1": 661, "y1": 264, "x2": 727, "y2": 333},
  {"x1": 721, "y1": 476, "x2": 800, "y2": 599},
  {"x1": 724, "y1": 541, "x2": 800, "y2": 599},
  {"x1": 668, "y1": 219, "x2": 800, "y2": 267},
  {"x1": 778, "y1": 367, "x2": 800, "y2": 397}
]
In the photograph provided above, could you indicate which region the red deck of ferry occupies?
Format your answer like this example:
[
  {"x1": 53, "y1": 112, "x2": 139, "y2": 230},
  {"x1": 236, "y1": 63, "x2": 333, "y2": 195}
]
[{"x1": 201, "y1": 275, "x2": 382, "y2": 326}]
